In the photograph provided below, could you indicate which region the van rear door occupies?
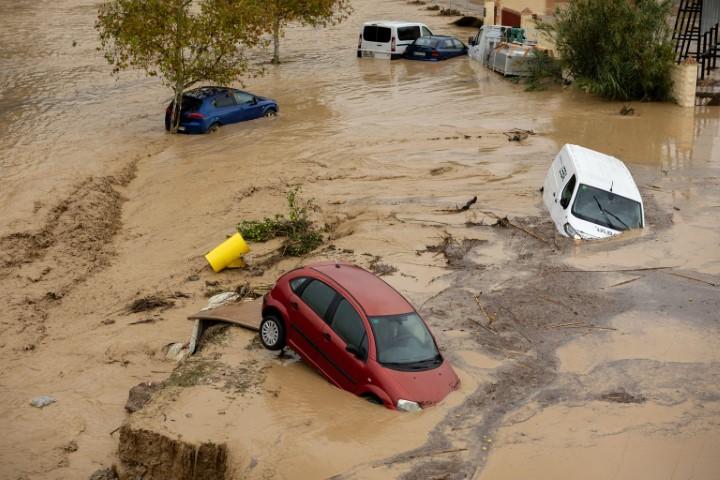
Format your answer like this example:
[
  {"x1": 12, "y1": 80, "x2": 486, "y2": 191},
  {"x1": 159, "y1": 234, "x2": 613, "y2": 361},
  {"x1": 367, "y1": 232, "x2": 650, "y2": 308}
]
[{"x1": 362, "y1": 25, "x2": 392, "y2": 56}]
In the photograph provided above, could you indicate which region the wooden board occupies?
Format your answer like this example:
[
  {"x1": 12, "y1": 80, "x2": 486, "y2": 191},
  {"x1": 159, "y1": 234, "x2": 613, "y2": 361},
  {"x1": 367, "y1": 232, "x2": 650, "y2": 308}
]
[{"x1": 187, "y1": 299, "x2": 262, "y2": 332}]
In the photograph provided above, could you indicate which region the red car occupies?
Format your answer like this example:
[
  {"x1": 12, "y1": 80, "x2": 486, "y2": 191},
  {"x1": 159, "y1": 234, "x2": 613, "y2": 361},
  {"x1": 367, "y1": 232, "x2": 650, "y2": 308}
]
[{"x1": 260, "y1": 262, "x2": 460, "y2": 411}]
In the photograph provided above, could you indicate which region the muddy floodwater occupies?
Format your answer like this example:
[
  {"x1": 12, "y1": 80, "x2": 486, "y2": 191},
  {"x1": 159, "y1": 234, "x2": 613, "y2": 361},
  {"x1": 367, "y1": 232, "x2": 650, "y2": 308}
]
[{"x1": 1, "y1": 0, "x2": 719, "y2": 479}]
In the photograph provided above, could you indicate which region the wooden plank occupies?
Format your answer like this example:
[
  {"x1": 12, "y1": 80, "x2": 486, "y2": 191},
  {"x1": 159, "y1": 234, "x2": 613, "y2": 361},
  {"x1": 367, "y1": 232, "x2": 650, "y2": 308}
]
[{"x1": 187, "y1": 299, "x2": 262, "y2": 332}]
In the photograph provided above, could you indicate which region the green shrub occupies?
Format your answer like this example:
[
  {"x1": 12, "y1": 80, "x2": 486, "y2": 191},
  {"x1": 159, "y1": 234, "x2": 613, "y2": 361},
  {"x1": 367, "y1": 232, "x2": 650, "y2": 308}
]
[
  {"x1": 542, "y1": 0, "x2": 675, "y2": 101},
  {"x1": 238, "y1": 187, "x2": 323, "y2": 256},
  {"x1": 525, "y1": 50, "x2": 563, "y2": 91}
]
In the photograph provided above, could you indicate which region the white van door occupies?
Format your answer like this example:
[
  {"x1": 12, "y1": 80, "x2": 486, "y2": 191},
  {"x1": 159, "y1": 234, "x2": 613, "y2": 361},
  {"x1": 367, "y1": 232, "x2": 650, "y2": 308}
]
[
  {"x1": 361, "y1": 25, "x2": 393, "y2": 59},
  {"x1": 544, "y1": 153, "x2": 576, "y2": 234},
  {"x1": 396, "y1": 25, "x2": 420, "y2": 52}
]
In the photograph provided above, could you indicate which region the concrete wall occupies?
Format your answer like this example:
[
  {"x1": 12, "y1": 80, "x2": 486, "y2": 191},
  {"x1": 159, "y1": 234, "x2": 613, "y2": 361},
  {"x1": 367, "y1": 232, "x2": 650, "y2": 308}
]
[
  {"x1": 672, "y1": 60, "x2": 698, "y2": 108},
  {"x1": 520, "y1": 10, "x2": 556, "y2": 53},
  {"x1": 484, "y1": 1, "x2": 496, "y2": 25}
]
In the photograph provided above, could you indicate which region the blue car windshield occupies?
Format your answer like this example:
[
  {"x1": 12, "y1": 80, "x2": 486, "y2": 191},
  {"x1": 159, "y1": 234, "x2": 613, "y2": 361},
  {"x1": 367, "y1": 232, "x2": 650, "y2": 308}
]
[
  {"x1": 369, "y1": 313, "x2": 440, "y2": 369},
  {"x1": 572, "y1": 184, "x2": 643, "y2": 231}
]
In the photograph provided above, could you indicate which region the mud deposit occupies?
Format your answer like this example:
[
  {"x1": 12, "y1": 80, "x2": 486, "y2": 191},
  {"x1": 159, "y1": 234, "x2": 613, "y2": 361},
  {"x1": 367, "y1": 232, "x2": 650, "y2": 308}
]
[
  {"x1": 1, "y1": 0, "x2": 720, "y2": 479},
  {"x1": 118, "y1": 425, "x2": 227, "y2": 480}
]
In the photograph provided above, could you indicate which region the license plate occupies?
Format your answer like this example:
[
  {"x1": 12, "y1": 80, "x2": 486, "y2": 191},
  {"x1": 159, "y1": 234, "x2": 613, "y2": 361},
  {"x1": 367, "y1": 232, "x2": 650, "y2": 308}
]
[
  {"x1": 361, "y1": 51, "x2": 374, "y2": 58},
  {"x1": 413, "y1": 51, "x2": 426, "y2": 57}
]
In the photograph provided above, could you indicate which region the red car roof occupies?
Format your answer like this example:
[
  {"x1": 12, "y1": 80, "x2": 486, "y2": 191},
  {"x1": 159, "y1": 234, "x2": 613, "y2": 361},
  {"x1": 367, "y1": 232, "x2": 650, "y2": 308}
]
[{"x1": 309, "y1": 262, "x2": 414, "y2": 317}]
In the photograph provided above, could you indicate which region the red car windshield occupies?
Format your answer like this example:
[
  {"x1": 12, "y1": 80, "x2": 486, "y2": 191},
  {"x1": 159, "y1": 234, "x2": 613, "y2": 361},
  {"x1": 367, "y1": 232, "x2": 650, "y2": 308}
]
[{"x1": 369, "y1": 313, "x2": 441, "y2": 370}]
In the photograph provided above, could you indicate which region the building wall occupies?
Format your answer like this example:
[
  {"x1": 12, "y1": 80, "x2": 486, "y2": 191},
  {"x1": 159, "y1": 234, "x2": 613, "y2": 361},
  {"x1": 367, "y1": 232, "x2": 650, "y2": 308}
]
[{"x1": 672, "y1": 60, "x2": 699, "y2": 107}]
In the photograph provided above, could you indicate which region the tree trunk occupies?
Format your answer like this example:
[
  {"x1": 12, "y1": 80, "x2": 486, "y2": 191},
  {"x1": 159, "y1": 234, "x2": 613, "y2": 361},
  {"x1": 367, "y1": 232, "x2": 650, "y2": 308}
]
[
  {"x1": 171, "y1": 83, "x2": 183, "y2": 134},
  {"x1": 272, "y1": 17, "x2": 281, "y2": 64},
  {"x1": 171, "y1": 0, "x2": 185, "y2": 133}
]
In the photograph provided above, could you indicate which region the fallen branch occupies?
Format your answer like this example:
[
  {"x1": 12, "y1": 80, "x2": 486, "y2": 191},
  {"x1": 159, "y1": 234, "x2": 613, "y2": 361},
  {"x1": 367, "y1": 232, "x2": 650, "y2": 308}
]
[
  {"x1": 128, "y1": 318, "x2": 156, "y2": 326},
  {"x1": 473, "y1": 294, "x2": 498, "y2": 335},
  {"x1": 503, "y1": 129, "x2": 535, "y2": 142},
  {"x1": 558, "y1": 266, "x2": 674, "y2": 273},
  {"x1": 546, "y1": 321, "x2": 586, "y2": 329},
  {"x1": 483, "y1": 211, "x2": 548, "y2": 244},
  {"x1": 665, "y1": 271, "x2": 719, "y2": 287},
  {"x1": 439, "y1": 196, "x2": 478, "y2": 213},
  {"x1": 550, "y1": 324, "x2": 617, "y2": 331},
  {"x1": 604, "y1": 276, "x2": 643, "y2": 289},
  {"x1": 394, "y1": 216, "x2": 464, "y2": 227},
  {"x1": 536, "y1": 294, "x2": 574, "y2": 310}
]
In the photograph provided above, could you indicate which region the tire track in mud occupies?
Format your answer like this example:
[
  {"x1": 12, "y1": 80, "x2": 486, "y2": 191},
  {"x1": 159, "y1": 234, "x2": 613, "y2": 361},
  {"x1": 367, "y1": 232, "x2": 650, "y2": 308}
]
[{"x1": 0, "y1": 159, "x2": 139, "y2": 349}]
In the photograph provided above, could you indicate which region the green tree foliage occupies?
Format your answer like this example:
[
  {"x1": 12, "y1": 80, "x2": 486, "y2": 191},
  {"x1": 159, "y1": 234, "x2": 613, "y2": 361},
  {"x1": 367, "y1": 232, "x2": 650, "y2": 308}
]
[
  {"x1": 264, "y1": 0, "x2": 352, "y2": 64},
  {"x1": 96, "y1": 0, "x2": 266, "y2": 132},
  {"x1": 543, "y1": 0, "x2": 675, "y2": 101}
]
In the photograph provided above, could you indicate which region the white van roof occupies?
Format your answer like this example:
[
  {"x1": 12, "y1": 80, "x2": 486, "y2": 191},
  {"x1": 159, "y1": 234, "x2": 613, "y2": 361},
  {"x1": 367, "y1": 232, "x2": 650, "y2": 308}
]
[
  {"x1": 562, "y1": 144, "x2": 642, "y2": 202},
  {"x1": 362, "y1": 21, "x2": 428, "y2": 27}
]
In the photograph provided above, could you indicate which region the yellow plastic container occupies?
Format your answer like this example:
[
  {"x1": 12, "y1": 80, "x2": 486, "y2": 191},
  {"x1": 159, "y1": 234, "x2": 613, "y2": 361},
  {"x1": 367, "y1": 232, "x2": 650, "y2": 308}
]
[{"x1": 205, "y1": 232, "x2": 251, "y2": 273}]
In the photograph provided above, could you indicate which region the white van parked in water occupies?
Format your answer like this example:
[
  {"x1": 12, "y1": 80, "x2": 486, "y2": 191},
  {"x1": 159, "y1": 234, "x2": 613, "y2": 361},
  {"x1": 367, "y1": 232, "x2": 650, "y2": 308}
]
[
  {"x1": 358, "y1": 21, "x2": 434, "y2": 59},
  {"x1": 543, "y1": 144, "x2": 644, "y2": 240}
]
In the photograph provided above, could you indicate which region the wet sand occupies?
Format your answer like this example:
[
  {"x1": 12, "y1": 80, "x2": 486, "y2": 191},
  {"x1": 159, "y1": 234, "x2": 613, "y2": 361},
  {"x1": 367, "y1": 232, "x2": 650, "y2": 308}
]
[{"x1": 1, "y1": 0, "x2": 719, "y2": 478}]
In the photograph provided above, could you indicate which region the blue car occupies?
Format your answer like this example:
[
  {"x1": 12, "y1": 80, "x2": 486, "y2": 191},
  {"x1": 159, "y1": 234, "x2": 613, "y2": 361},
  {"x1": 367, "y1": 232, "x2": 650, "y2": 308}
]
[
  {"x1": 403, "y1": 35, "x2": 468, "y2": 61},
  {"x1": 165, "y1": 86, "x2": 278, "y2": 133}
]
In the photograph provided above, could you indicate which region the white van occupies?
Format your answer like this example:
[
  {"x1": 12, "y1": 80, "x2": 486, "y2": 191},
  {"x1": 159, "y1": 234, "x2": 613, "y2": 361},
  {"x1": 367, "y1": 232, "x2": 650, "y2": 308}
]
[
  {"x1": 358, "y1": 21, "x2": 434, "y2": 59},
  {"x1": 542, "y1": 144, "x2": 645, "y2": 240},
  {"x1": 468, "y1": 25, "x2": 535, "y2": 76}
]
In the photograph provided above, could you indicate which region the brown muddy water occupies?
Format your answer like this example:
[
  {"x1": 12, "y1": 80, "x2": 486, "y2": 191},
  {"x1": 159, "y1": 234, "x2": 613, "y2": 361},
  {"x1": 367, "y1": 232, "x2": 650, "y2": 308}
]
[{"x1": 1, "y1": 0, "x2": 719, "y2": 479}]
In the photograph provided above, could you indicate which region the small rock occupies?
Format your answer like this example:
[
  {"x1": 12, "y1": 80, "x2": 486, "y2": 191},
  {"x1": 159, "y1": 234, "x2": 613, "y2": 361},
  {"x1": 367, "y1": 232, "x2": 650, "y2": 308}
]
[
  {"x1": 89, "y1": 466, "x2": 118, "y2": 480},
  {"x1": 187, "y1": 274, "x2": 200, "y2": 282},
  {"x1": 600, "y1": 387, "x2": 645, "y2": 404},
  {"x1": 63, "y1": 440, "x2": 78, "y2": 452},
  {"x1": 30, "y1": 395, "x2": 56, "y2": 408},
  {"x1": 45, "y1": 291, "x2": 63, "y2": 301},
  {"x1": 101, "y1": 319, "x2": 115, "y2": 326},
  {"x1": 125, "y1": 382, "x2": 161, "y2": 413}
]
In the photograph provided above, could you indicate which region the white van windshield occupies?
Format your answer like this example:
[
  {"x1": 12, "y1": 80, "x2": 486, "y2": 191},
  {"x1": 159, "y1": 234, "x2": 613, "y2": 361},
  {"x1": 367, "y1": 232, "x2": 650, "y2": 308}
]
[{"x1": 572, "y1": 184, "x2": 642, "y2": 231}]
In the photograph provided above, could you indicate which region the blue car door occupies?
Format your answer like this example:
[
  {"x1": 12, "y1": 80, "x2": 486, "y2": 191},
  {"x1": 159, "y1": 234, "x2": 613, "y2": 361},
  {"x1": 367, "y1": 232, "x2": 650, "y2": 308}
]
[
  {"x1": 439, "y1": 38, "x2": 456, "y2": 59},
  {"x1": 233, "y1": 91, "x2": 263, "y2": 121},
  {"x1": 212, "y1": 91, "x2": 237, "y2": 124}
]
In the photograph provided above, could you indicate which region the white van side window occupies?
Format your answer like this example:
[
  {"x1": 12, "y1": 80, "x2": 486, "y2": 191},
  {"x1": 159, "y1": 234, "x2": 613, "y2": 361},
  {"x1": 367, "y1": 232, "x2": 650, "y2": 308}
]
[
  {"x1": 421, "y1": 26, "x2": 433, "y2": 36},
  {"x1": 398, "y1": 26, "x2": 421, "y2": 41}
]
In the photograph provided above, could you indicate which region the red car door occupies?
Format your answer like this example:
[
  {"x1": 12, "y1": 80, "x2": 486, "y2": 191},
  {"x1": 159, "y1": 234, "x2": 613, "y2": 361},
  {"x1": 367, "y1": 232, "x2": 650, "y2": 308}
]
[
  {"x1": 322, "y1": 296, "x2": 371, "y2": 393},
  {"x1": 290, "y1": 279, "x2": 342, "y2": 386}
]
